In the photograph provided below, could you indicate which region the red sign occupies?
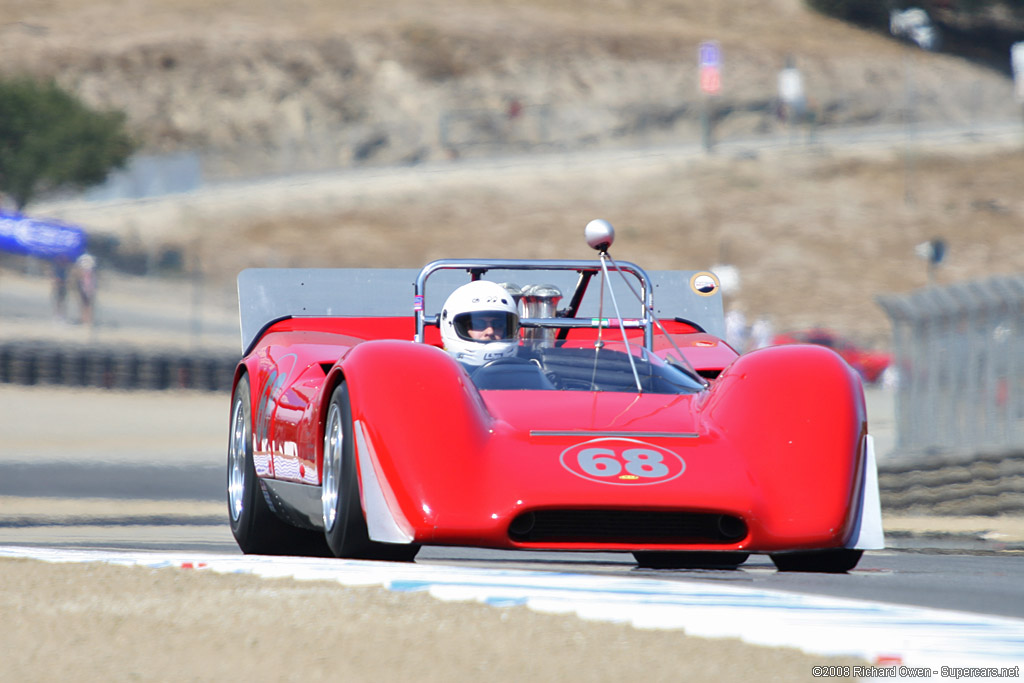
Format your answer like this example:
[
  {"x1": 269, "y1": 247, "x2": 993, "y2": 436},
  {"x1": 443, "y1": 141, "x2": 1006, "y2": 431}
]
[{"x1": 700, "y1": 65, "x2": 721, "y2": 95}]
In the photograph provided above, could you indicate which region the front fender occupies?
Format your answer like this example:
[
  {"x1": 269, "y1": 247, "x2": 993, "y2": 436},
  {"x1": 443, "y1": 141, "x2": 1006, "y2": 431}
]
[
  {"x1": 702, "y1": 344, "x2": 868, "y2": 549},
  {"x1": 337, "y1": 340, "x2": 494, "y2": 536}
]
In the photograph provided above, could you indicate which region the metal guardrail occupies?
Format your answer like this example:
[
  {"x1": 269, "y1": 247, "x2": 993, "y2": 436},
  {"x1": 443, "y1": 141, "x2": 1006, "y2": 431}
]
[{"x1": 878, "y1": 274, "x2": 1024, "y2": 459}]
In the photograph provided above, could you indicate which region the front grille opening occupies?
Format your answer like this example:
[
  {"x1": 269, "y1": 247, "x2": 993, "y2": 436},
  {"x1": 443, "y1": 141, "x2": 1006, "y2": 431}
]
[{"x1": 508, "y1": 509, "x2": 747, "y2": 545}]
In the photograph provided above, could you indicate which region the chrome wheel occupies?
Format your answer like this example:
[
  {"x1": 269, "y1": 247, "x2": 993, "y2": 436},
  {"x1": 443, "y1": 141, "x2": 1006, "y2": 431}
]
[
  {"x1": 322, "y1": 401, "x2": 343, "y2": 532},
  {"x1": 227, "y1": 396, "x2": 248, "y2": 523},
  {"x1": 228, "y1": 374, "x2": 332, "y2": 557},
  {"x1": 321, "y1": 382, "x2": 418, "y2": 562}
]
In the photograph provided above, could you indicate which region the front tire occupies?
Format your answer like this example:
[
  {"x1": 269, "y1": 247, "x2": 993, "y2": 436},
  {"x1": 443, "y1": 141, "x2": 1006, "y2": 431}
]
[
  {"x1": 228, "y1": 373, "x2": 329, "y2": 556},
  {"x1": 633, "y1": 551, "x2": 749, "y2": 570},
  {"x1": 322, "y1": 382, "x2": 418, "y2": 561},
  {"x1": 771, "y1": 549, "x2": 863, "y2": 573}
]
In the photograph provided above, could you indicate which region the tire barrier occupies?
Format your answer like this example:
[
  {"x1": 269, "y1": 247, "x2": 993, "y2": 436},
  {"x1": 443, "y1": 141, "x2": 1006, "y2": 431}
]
[
  {"x1": 879, "y1": 453, "x2": 1024, "y2": 516},
  {"x1": 0, "y1": 340, "x2": 239, "y2": 393}
]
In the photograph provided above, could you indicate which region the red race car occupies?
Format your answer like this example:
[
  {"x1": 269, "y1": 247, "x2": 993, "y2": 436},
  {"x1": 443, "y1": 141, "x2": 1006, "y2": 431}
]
[
  {"x1": 227, "y1": 221, "x2": 883, "y2": 572},
  {"x1": 772, "y1": 329, "x2": 892, "y2": 384}
]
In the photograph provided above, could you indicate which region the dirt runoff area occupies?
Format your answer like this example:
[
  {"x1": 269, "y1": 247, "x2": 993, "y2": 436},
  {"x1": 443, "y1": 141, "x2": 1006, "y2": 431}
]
[{"x1": 0, "y1": 557, "x2": 864, "y2": 683}]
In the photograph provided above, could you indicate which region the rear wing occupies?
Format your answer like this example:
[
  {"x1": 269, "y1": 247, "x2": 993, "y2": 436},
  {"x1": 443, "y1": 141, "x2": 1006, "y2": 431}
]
[{"x1": 238, "y1": 266, "x2": 726, "y2": 353}]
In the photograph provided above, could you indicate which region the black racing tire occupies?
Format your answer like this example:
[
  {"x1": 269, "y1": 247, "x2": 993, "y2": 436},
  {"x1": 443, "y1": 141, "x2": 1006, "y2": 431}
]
[
  {"x1": 322, "y1": 382, "x2": 419, "y2": 562},
  {"x1": 227, "y1": 374, "x2": 329, "y2": 556},
  {"x1": 633, "y1": 551, "x2": 750, "y2": 570},
  {"x1": 770, "y1": 549, "x2": 863, "y2": 573}
]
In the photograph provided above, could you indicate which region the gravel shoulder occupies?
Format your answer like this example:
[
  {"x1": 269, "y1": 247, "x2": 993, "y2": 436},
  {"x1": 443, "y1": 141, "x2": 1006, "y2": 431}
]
[{"x1": 0, "y1": 557, "x2": 866, "y2": 683}]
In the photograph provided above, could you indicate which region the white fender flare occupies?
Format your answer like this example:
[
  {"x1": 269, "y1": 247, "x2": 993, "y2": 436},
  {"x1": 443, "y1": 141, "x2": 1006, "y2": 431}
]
[
  {"x1": 847, "y1": 434, "x2": 885, "y2": 550},
  {"x1": 354, "y1": 419, "x2": 416, "y2": 544}
]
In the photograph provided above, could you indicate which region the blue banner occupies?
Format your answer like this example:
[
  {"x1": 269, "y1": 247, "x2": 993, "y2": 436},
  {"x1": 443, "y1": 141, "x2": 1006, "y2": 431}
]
[{"x1": 0, "y1": 211, "x2": 87, "y2": 261}]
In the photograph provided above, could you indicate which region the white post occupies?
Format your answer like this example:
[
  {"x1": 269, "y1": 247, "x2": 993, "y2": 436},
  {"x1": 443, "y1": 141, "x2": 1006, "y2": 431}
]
[{"x1": 1012, "y1": 42, "x2": 1024, "y2": 143}]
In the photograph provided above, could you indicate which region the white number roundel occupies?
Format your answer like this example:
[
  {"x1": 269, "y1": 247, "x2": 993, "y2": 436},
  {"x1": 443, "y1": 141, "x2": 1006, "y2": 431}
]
[{"x1": 560, "y1": 438, "x2": 685, "y2": 485}]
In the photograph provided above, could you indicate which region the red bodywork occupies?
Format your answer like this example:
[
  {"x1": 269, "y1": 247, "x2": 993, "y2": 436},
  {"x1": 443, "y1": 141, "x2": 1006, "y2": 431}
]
[{"x1": 236, "y1": 314, "x2": 869, "y2": 554}]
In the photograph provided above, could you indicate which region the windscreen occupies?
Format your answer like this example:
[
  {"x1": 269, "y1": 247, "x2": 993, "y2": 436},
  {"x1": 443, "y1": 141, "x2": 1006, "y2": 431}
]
[{"x1": 467, "y1": 340, "x2": 705, "y2": 394}]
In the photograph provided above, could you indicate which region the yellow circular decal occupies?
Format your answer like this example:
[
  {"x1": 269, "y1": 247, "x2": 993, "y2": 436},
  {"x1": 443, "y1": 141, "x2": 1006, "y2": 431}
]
[{"x1": 690, "y1": 271, "x2": 720, "y2": 297}]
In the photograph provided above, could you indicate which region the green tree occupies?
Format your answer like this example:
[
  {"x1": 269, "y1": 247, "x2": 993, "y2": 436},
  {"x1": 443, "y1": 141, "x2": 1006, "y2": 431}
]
[{"x1": 0, "y1": 77, "x2": 136, "y2": 210}]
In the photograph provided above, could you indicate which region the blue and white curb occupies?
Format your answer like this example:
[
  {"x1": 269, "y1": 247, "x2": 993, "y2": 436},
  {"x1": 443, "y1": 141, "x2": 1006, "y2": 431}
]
[{"x1": 2, "y1": 546, "x2": 1021, "y2": 678}]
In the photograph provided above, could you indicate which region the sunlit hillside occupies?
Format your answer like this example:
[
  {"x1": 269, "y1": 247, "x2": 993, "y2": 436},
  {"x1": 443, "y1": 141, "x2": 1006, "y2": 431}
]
[{"x1": 2, "y1": 0, "x2": 1022, "y2": 345}]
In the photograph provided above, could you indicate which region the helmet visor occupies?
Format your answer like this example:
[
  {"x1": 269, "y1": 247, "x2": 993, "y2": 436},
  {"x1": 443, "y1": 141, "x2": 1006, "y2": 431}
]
[{"x1": 453, "y1": 311, "x2": 520, "y2": 342}]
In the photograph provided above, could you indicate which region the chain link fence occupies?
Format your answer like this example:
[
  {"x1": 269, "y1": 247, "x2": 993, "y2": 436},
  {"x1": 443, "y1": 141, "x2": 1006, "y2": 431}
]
[{"x1": 878, "y1": 274, "x2": 1024, "y2": 460}]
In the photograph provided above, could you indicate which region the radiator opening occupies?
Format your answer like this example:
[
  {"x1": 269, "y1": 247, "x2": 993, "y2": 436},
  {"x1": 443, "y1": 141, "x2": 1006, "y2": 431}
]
[{"x1": 508, "y1": 509, "x2": 747, "y2": 545}]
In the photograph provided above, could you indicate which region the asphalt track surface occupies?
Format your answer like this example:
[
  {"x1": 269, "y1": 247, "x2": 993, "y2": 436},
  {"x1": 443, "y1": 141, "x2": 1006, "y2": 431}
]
[{"x1": 1, "y1": 457, "x2": 1022, "y2": 623}]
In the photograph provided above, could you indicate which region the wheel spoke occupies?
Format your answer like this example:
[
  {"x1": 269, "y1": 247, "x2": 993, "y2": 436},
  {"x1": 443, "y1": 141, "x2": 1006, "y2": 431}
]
[
  {"x1": 227, "y1": 399, "x2": 247, "y2": 522},
  {"x1": 322, "y1": 403, "x2": 342, "y2": 532}
]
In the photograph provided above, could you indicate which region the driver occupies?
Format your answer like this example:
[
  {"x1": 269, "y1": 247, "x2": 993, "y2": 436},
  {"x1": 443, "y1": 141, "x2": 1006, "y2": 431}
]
[{"x1": 440, "y1": 280, "x2": 520, "y2": 366}]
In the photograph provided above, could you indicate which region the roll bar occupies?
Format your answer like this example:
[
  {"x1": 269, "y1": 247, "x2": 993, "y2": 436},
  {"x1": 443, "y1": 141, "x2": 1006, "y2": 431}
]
[{"x1": 414, "y1": 258, "x2": 655, "y2": 348}]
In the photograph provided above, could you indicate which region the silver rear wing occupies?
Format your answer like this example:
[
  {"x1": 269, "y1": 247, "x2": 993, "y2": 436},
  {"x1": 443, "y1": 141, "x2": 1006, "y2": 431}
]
[{"x1": 237, "y1": 264, "x2": 725, "y2": 353}]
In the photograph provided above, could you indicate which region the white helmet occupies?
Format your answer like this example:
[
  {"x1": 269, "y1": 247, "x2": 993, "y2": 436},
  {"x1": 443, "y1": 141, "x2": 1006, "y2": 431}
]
[{"x1": 440, "y1": 280, "x2": 520, "y2": 366}]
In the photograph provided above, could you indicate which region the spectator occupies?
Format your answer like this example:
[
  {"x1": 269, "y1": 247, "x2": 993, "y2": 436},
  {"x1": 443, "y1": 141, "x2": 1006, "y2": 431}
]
[
  {"x1": 725, "y1": 308, "x2": 749, "y2": 353},
  {"x1": 52, "y1": 255, "x2": 70, "y2": 321},
  {"x1": 74, "y1": 253, "x2": 97, "y2": 326},
  {"x1": 777, "y1": 55, "x2": 808, "y2": 139},
  {"x1": 750, "y1": 317, "x2": 774, "y2": 350}
]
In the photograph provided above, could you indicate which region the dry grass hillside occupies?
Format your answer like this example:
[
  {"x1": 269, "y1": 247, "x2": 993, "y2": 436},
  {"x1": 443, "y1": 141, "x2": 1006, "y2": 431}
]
[
  {"x1": 2, "y1": 0, "x2": 1024, "y2": 346},
  {"x1": 3, "y1": 0, "x2": 1018, "y2": 167}
]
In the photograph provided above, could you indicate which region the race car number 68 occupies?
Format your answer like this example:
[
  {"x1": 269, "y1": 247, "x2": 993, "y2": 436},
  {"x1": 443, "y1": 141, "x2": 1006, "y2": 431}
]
[
  {"x1": 559, "y1": 438, "x2": 685, "y2": 486},
  {"x1": 578, "y1": 447, "x2": 669, "y2": 477}
]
